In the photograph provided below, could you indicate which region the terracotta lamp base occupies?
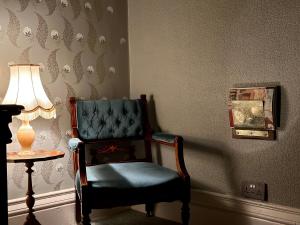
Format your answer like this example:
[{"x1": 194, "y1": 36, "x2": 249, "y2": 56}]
[{"x1": 16, "y1": 120, "x2": 35, "y2": 156}]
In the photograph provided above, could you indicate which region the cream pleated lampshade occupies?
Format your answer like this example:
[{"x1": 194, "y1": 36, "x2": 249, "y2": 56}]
[{"x1": 2, "y1": 64, "x2": 56, "y2": 121}]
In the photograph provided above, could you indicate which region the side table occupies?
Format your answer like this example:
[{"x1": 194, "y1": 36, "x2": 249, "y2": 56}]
[{"x1": 7, "y1": 150, "x2": 65, "y2": 225}]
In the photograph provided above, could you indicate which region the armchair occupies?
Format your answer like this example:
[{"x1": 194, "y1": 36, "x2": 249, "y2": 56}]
[{"x1": 68, "y1": 95, "x2": 190, "y2": 225}]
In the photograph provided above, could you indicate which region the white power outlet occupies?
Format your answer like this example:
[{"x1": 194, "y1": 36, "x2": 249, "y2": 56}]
[{"x1": 241, "y1": 181, "x2": 267, "y2": 201}]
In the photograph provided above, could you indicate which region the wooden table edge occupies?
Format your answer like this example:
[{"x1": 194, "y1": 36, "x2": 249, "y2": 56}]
[{"x1": 7, "y1": 150, "x2": 65, "y2": 163}]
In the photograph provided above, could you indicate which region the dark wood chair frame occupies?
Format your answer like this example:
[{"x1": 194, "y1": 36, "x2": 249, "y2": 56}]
[{"x1": 69, "y1": 95, "x2": 190, "y2": 225}]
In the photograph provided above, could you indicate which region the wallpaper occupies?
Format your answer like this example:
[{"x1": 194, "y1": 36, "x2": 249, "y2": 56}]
[
  {"x1": 128, "y1": 0, "x2": 300, "y2": 208},
  {"x1": 0, "y1": 0, "x2": 129, "y2": 199}
]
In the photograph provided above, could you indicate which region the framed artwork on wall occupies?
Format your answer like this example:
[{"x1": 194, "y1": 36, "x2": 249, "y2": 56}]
[{"x1": 228, "y1": 86, "x2": 280, "y2": 140}]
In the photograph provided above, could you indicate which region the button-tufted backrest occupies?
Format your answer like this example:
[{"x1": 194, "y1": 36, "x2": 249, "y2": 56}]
[{"x1": 76, "y1": 99, "x2": 144, "y2": 140}]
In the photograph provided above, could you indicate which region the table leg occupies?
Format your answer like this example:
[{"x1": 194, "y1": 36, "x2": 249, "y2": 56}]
[{"x1": 24, "y1": 161, "x2": 41, "y2": 225}]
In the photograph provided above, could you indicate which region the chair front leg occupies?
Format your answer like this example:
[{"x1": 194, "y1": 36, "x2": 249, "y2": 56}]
[
  {"x1": 145, "y1": 203, "x2": 155, "y2": 217},
  {"x1": 181, "y1": 201, "x2": 190, "y2": 225},
  {"x1": 81, "y1": 188, "x2": 91, "y2": 225},
  {"x1": 81, "y1": 202, "x2": 91, "y2": 225},
  {"x1": 75, "y1": 193, "x2": 81, "y2": 223}
]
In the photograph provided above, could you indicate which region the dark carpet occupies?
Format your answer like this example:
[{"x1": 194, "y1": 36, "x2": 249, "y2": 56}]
[{"x1": 92, "y1": 210, "x2": 180, "y2": 225}]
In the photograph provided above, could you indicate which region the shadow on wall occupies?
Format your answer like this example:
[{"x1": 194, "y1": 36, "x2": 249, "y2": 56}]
[
  {"x1": 147, "y1": 95, "x2": 249, "y2": 224},
  {"x1": 147, "y1": 95, "x2": 240, "y2": 192},
  {"x1": 147, "y1": 95, "x2": 163, "y2": 165},
  {"x1": 147, "y1": 95, "x2": 162, "y2": 132},
  {"x1": 184, "y1": 139, "x2": 238, "y2": 192}
]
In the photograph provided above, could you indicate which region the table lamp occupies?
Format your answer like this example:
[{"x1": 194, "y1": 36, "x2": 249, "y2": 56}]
[{"x1": 2, "y1": 64, "x2": 56, "y2": 155}]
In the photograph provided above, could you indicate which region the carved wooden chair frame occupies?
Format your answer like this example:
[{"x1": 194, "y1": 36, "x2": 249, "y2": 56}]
[{"x1": 69, "y1": 95, "x2": 190, "y2": 225}]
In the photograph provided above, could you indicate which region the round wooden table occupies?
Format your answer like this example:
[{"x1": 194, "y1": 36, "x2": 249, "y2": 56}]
[{"x1": 7, "y1": 150, "x2": 65, "y2": 225}]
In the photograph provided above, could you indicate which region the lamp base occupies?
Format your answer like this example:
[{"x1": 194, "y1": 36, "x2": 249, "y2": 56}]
[{"x1": 17, "y1": 120, "x2": 35, "y2": 156}]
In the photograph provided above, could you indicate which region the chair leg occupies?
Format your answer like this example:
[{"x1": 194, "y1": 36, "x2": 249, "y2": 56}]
[
  {"x1": 81, "y1": 207, "x2": 91, "y2": 225},
  {"x1": 181, "y1": 201, "x2": 190, "y2": 225},
  {"x1": 145, "y1": 203, "x2": 155, "y2": 217},
  {"x1": 81, "y1": 197, "x2": 91, "y2": 225},
  {"x1": 75, "y1": 194, "x2": 82, "y2": 223}
]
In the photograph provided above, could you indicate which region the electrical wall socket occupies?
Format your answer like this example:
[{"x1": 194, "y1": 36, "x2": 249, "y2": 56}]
[{"x1": 241, "y1": 181, "x2": 267, "y2": 201}]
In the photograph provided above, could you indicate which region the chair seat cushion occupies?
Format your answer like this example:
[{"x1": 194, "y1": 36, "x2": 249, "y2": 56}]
[{"x1": 75, "y1": 162, "x2": 184, "y2": 207}]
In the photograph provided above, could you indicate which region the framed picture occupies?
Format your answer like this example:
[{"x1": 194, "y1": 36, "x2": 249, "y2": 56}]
[{"x1": 228, "y1": 86, "x2": 280, "y2": 140}]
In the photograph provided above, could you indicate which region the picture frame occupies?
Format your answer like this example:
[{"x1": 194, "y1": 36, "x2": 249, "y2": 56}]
[{"x1": 228, "y1": 86, "x2": 280, "y2": 140}]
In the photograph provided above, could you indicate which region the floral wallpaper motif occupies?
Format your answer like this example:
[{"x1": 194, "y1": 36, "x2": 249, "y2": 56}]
[
  {"x1": 47, "y1": 49, "x2": 60, "y2": 83},
  {"x1": 62, "y1": 16, "x2": 73, "y2": 51},
  {"x1": 45, "y1": 0, "x2": 57, "y2": 15},
  {"x1": 70, "y1": 0, "x2": 81, "y2": 19},
  {"x1": 18, "y1": 0, "x2": 30, "y2": 12},
  {"x1": 35, "y1": 12, "x2": 48, "y2": 49},
  {"x1": 87, "y1": 21, "x2": 97, "y2": 53},
  {"x1": 6, "y1": 8, "x2": 20, "y2": 47},
  {"x1": 0, "y1": 0, "x2": 129, "y2": 199},
  {"x1": 73, "y1": 50, "x2": 83, "y2": 83}
]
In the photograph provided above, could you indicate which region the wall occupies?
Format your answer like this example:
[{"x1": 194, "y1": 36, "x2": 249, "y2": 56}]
[
  {"x1": 128, "y1": 0, "x2": 300, "y2": 208},
  {"x1": 132, "y1": 189, "x2": 300, "y2": 225},
  {"x1": 0, "y1": 0, "x2": 129, "y2": 199}
]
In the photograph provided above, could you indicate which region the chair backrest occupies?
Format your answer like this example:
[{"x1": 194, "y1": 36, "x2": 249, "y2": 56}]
[
  {"x1": 76, "y1": 99, "x2": 144, "y2": 140},
  {"x1": 70, "y1": 95, "x2": 153, "y2": 162}
]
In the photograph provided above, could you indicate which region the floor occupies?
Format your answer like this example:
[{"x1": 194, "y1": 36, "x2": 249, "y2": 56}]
[{"x1": 92, "y1": 210, "x2": 180, "y2": 225}]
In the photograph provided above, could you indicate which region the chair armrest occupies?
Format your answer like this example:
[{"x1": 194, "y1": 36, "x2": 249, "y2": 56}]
[
  {"x1": 152, "y1": 132, "x2": 177, "y2": 145},
  {"x1": 68, "y1": 138, "x2": 82, "y2": 152},
  {"x1": 152, "y1": 132, "x2": 190, "y2": 181},
  {"x1": 67, "y1": 138, "x2": 88, "y2": 187}
]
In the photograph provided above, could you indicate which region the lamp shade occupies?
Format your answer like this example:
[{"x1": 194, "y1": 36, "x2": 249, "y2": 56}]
[{"x1": 2, "y1": 64, "x2": 56, "y2": 121}]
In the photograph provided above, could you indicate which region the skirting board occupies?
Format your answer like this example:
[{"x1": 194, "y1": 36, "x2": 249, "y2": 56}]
[
  {"x1": 132, "y1": 189, "x2": 300, "y2": 225},
  {"x1": 8, "y1": 188, "x2": 128, "y2": 225},
  {"x1": 7, "y1": 188, "x2": 300, "y2": 225}
]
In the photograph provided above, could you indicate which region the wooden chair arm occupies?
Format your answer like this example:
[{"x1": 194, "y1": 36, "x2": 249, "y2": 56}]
[
  {"x1": 152, "y1": 133, "x2": 190, "y2": 181},
  {"x1": 75, "y1": 141, "x2": 88, "y2": 187},
  {"x1": 152, "y1": 132, "x2": 178, "y2": 146}
]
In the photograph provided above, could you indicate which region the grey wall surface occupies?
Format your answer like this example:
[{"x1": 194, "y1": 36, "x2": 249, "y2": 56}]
[
  {"x1": 0, "y1": 0, "x2": 129, "y2": 199},
  {"x1": 128, "y1": 0, "x2": 300, "y2": 208}
]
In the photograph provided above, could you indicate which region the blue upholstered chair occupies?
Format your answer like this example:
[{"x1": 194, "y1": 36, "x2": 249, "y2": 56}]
[{"x1": 68, "y1": 95, "x2": 190, "y2": 225}]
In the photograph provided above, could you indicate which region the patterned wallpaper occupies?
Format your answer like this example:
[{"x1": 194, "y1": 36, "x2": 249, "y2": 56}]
[{"x1": 0, "y1": 0, "x2": 129, "y2": 199}]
